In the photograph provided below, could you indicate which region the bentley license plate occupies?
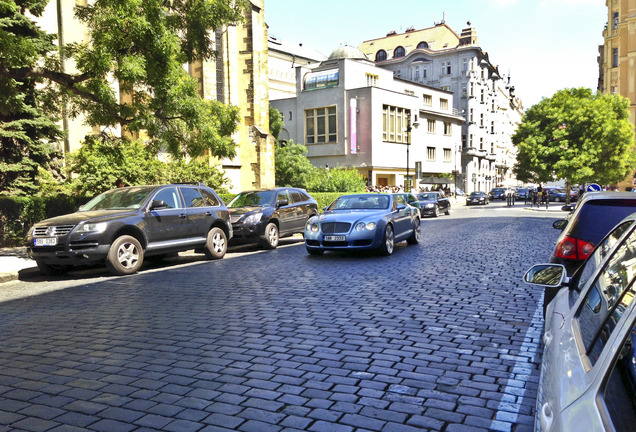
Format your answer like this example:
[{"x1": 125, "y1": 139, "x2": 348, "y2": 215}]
[
  {"x1": 324, "y1": 235, "x2": 345, "y2": 241},
  {"x1": 34, "y1": 237, "x2": 57, "y2": 246}
]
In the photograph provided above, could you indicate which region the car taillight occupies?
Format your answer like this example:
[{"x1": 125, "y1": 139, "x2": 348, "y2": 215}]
[{"x1": 554, "y1": 235, "x2": 594, "y2": 260}]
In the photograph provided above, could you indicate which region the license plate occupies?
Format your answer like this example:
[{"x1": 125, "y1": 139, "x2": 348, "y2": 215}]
[
  {"x1": 324, "y1": 235, "x2": 345, "y2": 241},
  {"x1": 34, "y1": 237, "x2": 57, "y2": 246}
]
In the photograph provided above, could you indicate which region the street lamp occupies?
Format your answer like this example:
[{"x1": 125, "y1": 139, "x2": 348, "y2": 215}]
[{"x1": 405, "y1": 114, "x2": 420, "y2": 191}]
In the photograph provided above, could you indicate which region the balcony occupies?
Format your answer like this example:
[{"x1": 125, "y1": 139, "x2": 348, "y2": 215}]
[
  {"x1": 476, "y1": 149, "x2": 488, "y2": 158},
  {"x1": 462, "y1": 147, "x2": 478, "y2": 156},
  {"x1": 485, "y1": 153, "x2": 497, "y2": 161}
]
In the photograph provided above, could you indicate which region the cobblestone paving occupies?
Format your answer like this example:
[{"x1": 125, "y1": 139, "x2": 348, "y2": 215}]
[{"x1": 0, "y1": 214, "x2": 558, "y2": 431}]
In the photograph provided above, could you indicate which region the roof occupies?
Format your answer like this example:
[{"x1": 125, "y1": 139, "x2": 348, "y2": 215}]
[
  {"x1": 268, "y1": 35, "x2": 327, "y2": 62},
  {"x1": 358, "y1": 23, "x2": 460, "y2": 59}
]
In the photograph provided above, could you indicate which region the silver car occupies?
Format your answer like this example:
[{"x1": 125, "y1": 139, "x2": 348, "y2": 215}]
[{"x1": 525, "y1": 212, "x2": 636, "y2": 431}]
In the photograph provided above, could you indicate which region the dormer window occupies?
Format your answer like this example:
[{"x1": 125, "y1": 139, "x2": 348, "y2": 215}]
[
  {"x1": 417, "y1": 41, "x2": 429, "y2": 49},
  {"x1": 394, "y1": 46, "x2": 405, "y2": 58},
  {"x1": 375, "y1": 50, "x2": 387, "y2": 62}
]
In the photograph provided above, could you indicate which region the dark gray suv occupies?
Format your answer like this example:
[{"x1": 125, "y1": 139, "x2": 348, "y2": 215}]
[{"x1": 25, "y1": 184, "x2": 232, "y2": 276}]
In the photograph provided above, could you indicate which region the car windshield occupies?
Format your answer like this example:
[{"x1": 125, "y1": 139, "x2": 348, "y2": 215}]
[
  {"x1": 470, "y1": 192, "x2": 484, "y2": 197},
  {"x1": 228, "y1": 190, "x2": 276, "y2": 207},
  {"x1": 81, "y1": 187, "x2": 153, "y2": 211},
  {"x1": 418, "y1": 193, "x2": 436, "y2": 200},
  {"x1": 330, "y1": 195, "x2": 390, "y2": 210}
]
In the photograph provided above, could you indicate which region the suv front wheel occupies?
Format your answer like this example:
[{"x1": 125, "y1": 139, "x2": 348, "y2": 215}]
[{"x1": 106, "y1": 235, "x2": 144, "y2": 275}]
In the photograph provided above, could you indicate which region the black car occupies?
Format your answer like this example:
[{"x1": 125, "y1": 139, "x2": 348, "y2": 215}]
[
  {"x1": 228, "y1": 188, "x2": 318, "y2": 249},
  {"x1": 416, "y1": 191, "x2": 451, "y2": 217},
  {"x1": 391, "y1": 193, "x2": 421, "y2": 213},
  {"x1": 25, "y1": 184, "x2": 232, "y2": 276},
  {"x1": 488, "y1": 187, "x2": 507, "y2": 200},
  {"x1": 466, "y1": 191, "x2": 489, "y2": 205},
  {"x1": 544, "y1": 191, "x2": 636, "y2": 313}
]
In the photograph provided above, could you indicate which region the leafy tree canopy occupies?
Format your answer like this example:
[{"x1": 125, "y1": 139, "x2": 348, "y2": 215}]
[
  {"x1": 1, "y1": 0, "x2": 247, "y2": 161},
  {"x1": 269, "y1": 107, "x2": 284, "y2": 140},
  {"x1": 512, "y1": 88, "x2": 636, "y2": 185},
  {"x1": 275, "y1": 140, "x2": 315, "y2": 189}
]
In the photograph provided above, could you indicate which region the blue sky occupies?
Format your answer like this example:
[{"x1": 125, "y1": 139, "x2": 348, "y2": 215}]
[{"x1": 265, "y1": 0, "x2": 607, "y2": 108}]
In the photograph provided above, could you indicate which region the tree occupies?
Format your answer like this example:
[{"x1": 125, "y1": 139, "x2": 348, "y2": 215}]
[
  {"x1": 0, "y1": 0, "x2": 63, "y2": 195},
  {"x1": 1, "y1": 0, "x2": 247, "y2": 163},
  {"x1": 307, "y1": 167, "x2": 366, "y2": 193},
  {"x1": 269, "y1": 107, "x2": 284, "y2": 140},
  {"x1": 275, "y1": 141, "x2": 316, "y2": 189},
  {"x1": 512, "y1": 88, "x2": 636, "y2": 186}
]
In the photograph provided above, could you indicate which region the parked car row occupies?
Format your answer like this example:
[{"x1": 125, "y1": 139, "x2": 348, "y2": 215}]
[
  {"x1": 25, "y1": 185, "x2": 428, "y2": 276},
  {"x1": 524, "y1": 191, "x2": 636, "y2": 431}
]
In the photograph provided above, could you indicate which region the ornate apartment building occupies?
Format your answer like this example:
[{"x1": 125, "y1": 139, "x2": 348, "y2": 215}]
[
  {"x1": 36, "y1": 0, "x2": 274, "y2": 192},
  {"x1": 598, "y1": 0, "x2": 636, "y2": 190},
  {"x1": 358, "y1": 21, "x2": 524, "y2": 193}
]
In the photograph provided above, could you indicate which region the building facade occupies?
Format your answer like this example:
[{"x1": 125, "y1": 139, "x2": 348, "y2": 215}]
[
  {"x1": 36, "y1": 0, "x2": 274, "y2": 193},
  {"x1": 599, "y1": 0, "x2": 636, "y2": 190},
  {"x1": 271, "y1": 46, "x2": 464, "y2": 191},
  {"x1": 358, "y1": 22, "x2": 523, "y2": 193}
]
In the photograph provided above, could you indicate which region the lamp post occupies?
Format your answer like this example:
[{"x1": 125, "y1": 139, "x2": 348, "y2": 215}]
[{"x1": 405, "y1": 114, "x2": 419, "y2": 191}]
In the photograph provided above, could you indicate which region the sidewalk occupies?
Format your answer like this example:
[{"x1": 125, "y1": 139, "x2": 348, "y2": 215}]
[{"x1": 0, "y1": 247, "x2": 38, "y2": 283}]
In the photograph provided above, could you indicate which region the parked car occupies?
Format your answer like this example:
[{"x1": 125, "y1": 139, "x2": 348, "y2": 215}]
[
  {"x1": 454, "y1": 188, "x2": 466, "y2": 197},
  {"x1": 546, "y1": 188, "x2": 577, "y2": 202},
  {"x1": 524, "y1": 212, "x2": 636, "y2": 432},
  {"x1": 516, "y1": 188, "x2": 531, "y2": 201},
  {"x1": 25, "y1": 184, "x2": 232, "y2": 276},
  {"x1": 304, "y1": 193, "x2": 420, "y2": 255},
  {"x1": 466, "y1": 191, "x2": 489, "y2": 206},
  {"x1": 416, "y1": 191, "x2": 451, "y2": 217},
  {"x1": 488, "y1": 187, "x2": 508, "y2": 200},
  {"x1": 392, "y1": 193, "x2": 421, "y2": 213},
  {"x1": 546, "y1": 192, "x2": 636, "y2": 313},
  {"x1": 228, "y1": 188, "x2": 318, "y2": 249}
]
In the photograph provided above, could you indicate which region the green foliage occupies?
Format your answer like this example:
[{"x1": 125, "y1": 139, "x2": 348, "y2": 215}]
[
  {"x1": 310, "y1": 192, "x2": 342, "y2": 210},
  {"x1": 0, "y1": 0, "x2": 63, "y2": 196},
  {"x1": 275, "y1": 141, "x2": 316, "y2": 189},
  {"x1": 513, "y1": 88, "x2": 636, "y2": 185},
  {"x1": 307, "y1": 167, "x2": 366, "y2": 193},
  {"x1": 269, "y1": 106, "x2": 284, "y2": 140},
  {"x1": 0, "y1": 195, "x2": 90, "y2": 246},
  {"x1": 67, "y1": 135, "x2": 229, "y2": 196}
]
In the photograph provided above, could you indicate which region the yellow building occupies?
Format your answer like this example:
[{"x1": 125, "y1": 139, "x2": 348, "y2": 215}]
[
  {"x1": 599, "y1": 0, "x2": 636, "y2": 190},
  {"x1": 36, "y1": 0, "x2": 274, "y2": 193}
]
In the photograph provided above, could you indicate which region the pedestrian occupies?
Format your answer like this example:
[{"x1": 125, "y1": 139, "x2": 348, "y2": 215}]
[
  {"x1": 536, "y1": 184, "x2": 543, "y2": 208},
  {"x1": 115, "y1": 178, "x2": 125, "y2": 188}
]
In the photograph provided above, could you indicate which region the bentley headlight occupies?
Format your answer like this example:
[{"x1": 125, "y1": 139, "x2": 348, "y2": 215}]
[
  {"x1": 75, "y1": 222, "x2": 107, "y2": 233},
  {"x1": 356, "y1": 222, "x2": 376, "y2": 231},
  {"x1": 306, "y1": 222, "x2": 319, "y2": 232},
  {"x1": 244, "y1": 212, "x2": 263, "y2": 225}
]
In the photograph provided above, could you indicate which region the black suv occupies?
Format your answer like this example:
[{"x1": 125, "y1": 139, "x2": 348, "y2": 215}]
[
  {"x1": 25, "y1": 184, "x2": 232, "y2": 276},
  {"x1": 228, "y1": 188, "x2": 318, "y2": 249}
]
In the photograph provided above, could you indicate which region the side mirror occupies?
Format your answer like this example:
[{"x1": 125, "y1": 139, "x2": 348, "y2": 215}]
[
  {"x1": 277, "y1": 199, "x2": 289, "y2": 207},
  {"x1": 523, "y1": 264, "x2": 568, "y2": 287},
  {"x1": 396, "y1": 204, "x2": 406, "y2": 211},
  {"x1": 150, "y1": 200, "x2": 168, "y2": 210},
  {"x1": 552, "y1": 219, "x2": 568, "y2": 230},
  {"x1": 561, "y1": 204, "x2": 574, "y2": 212}
]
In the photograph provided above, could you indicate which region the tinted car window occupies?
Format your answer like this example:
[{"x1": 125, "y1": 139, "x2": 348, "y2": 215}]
[
  {"x1": 228, "y1": 190, "x2": 276, "y2": 207},
  {"x1": 570, "y1": 200, "x2": 636, "y2": 243},
  {"x1": 604, "y1": 323, "x2": 636, "y2": 431},
  {"x1": 578, "y1": 229, "x2": 636, "y2": 365},
  {"x1": 299, "y1": 191, "x2": 310, "y2": 201},
  {"x1": 153, "y1": 187, "x2": 181, "y2": 209},
  {"x1": 199, "y1": 188, "x2": 221, "y2": 207},
  {"x1": 181, "y1": 187, "x2": 205, "y2": 208},
  {"x1": 277, "y1": 190, "x2": 291, "y2": 205},
  {"x1": 83, "y1": 187, "x2": 153, "y2": 211},
  {"x1": 291, "y1": 191, "x2": 304, "y2": 203}
]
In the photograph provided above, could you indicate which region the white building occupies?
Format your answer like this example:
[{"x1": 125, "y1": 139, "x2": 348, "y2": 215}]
[
  {"x1": 359, "y1": 22, "x2": 524, "y2": 193},
  {"x1": 271, "y1": 46, "x2": 464, "y2": 191}
]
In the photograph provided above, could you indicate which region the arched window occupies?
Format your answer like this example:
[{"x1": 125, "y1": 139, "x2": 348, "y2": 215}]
[
  {"x1": 417, "y1": 41, "x2": 429, "y2": 49},
  {"x1": 393, "y1": 46, "x2": 405, "y2": 58},
  {"x1": 375, "y1": 50, "x2": 387, "y2": 62}
]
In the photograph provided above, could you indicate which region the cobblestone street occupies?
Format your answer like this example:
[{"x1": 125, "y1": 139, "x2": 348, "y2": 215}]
[{"x1": 0, "y1": 208, "x2": 559, "y2": 431}]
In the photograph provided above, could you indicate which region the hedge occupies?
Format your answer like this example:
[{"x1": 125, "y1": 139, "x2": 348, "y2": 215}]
[{"x1": 0, "y1": 192, "x2": 351, "y2": 247}]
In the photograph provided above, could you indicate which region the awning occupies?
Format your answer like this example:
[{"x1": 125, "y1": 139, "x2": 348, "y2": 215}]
[{"x1": 420, "y1": 176, "x2": 452, "y2": 184}]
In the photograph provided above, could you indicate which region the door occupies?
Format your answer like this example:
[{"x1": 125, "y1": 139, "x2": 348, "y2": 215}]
[
  {"x1": 145, "y1": 186, "x2": 187, "y2": 247},
  {"x1": 275, "y1": 189, "x2": 295, "y2": 236},
  {"x1": 179, "y1": 186, "x2": 211, "y2": 240}
]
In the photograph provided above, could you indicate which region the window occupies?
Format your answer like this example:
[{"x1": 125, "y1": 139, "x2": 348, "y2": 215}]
[
  {"x1": 441, "y1": 86, "x2": 450, "y2": 92},
  {"x1": 462, "y1": 83, "x2": 467, "y2": 98},
  {"x1": 491, "y1": 121, "x2": 495, "y2": 134},
  {"x1": 382, "y1": 105, "x2": 410, "y2": 143},
  {"x1": 441, "y1": 61, "x2": 451, "y2": 75},
  {"x1": 613, "y1": 48, "x2": 619, "y2": 68},
  {"x1": 440, "y1": 98, "x2": 448, "y2": 110},
  {"x1": 481, "y1": 89, "x2": 485, "y2": 103},
  {"x1": 366, "y1": 73, "x2": 378, "y2": 87},
  {"x1": 469, "y1": 109, "x2": 474, "y2": 122},
  {"x1": 470, "y1": 83, "x2": 474, "y2": 97},
  {"x1": 469, "y1": 134, "x2": 473, "y2": 147},
  {"x1": 577, "y1": 227, "x2": 636, "y2": 366},
  {"x1": 480, "y1": 113, "x2": 484, "y2": 127},
  {"x1": 463, "y1": 58, "x2": 469, "y2": 72},
  {"x1": 153, "y1": 187, "x2": 181, "y2": 209},
  {"x1": 305, "y1": 107, "x2": 337, "y2": 144},
  {"x1": 423, "y1": 94, "x2": 432, "y2": 106},
  {"x1": 427, "y1": 147, "x2": 436, "y2": 161},
  {"x1": 181, "y1": 187, "x2": 205, "y2": 208},
  {"x1": 427, "y1": 119, "x2": 436, "y2": 133},
  {"x1": 417, "y1": 41, "x2": 429, "y2": 49},
  {"x1": 199, "y1": 188, "x2": 221, "y2": 207},
  {"x1": 375, "y1": 50, "x2": 387, "y2": 62},
  {"x1": 613, "y1": 11, "x2": 619, "y2": 29},
  {"x1": 394, "y1": 46, "x2": 405, "y2": 58},
  {"x1": 444, "y1": 122, "x2": 452, "y2": 136},
  {"x1": 479, "y1": 137, "x2": 483, "y2": 150},
  {"x1": 443, "y1": 148, "x2": 452, "y2": 162},
  {"x1": 277, "y1": 190, "x2": 291, "y2": 206}
]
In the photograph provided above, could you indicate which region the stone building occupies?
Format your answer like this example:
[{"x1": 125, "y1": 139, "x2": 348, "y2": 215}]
[
  {"x1": 36, "y1": 0, "x2": 274, "y2": 192},
  {"x1": 271, "y1": 46, "x2": 464, "y2": 191},
  {"x1": 358, "y1": 21, "x2": 523, "y2": 193},
  {"x1": 598, "y1": 0, "x2": 636, "y2": 191}
]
